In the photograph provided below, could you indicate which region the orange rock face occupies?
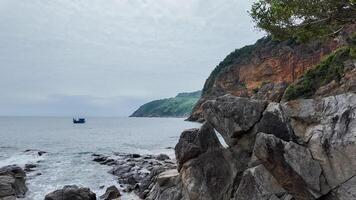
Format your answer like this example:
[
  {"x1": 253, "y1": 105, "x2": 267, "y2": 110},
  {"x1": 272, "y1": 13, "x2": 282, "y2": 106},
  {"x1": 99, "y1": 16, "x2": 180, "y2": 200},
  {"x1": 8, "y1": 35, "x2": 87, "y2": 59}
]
[{"x1": 188, "y1": 34, "x2": 350, "y2": 122}]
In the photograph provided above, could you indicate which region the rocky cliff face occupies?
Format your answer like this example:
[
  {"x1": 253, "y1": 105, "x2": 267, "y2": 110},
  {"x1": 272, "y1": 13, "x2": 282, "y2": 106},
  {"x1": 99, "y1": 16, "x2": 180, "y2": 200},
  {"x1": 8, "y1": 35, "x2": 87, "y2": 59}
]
[
  {"x1": 143, "y1": 91, "x2": 356, "y2": 200},
  {"x1": 138, "y1": 28, "x2": 356, "y2": 200},
  {"x1": 188, "y1": 26, "x2": 355, "y2": 122}
]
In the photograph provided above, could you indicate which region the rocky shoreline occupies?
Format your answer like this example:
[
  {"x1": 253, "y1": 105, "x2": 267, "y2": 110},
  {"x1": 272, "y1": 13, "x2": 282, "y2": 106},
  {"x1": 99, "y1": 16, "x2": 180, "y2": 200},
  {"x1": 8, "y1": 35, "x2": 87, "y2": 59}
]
[
  {"x1": 0, "y1": 150, "x2": 178, "y2": 200},
  {"x1": 1, "y1": 93, "x2": 355, "y2": 200}
]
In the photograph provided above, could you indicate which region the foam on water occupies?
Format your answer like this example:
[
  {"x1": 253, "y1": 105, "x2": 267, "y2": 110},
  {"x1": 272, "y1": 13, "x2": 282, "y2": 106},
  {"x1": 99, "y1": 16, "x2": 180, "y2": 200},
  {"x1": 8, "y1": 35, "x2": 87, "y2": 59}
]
[{"x1": 0, "y1": 117, "x2": 199, "y2": 200}]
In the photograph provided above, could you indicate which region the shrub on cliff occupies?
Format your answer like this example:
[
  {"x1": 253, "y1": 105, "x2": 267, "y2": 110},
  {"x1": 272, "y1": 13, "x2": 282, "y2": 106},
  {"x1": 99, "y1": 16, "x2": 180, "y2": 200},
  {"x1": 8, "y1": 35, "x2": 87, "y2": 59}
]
[{"x1": 284, "y1": 47, "x2": 352, "y2": 100}]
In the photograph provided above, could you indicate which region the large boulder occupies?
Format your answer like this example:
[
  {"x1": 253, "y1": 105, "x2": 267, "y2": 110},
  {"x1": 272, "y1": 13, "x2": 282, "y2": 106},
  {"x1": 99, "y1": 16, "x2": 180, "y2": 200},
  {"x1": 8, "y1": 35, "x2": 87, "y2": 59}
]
[
  {"x1": 255, "y1": 102, "x2": 297, "y2": 142},
  {"x1": 180, "y1": 150, "x2": 236, "y2": 200},
  {"x1": 0, "y1": 165, "x2": 27, "y2": 199},
  {"x1": 44, "y1": 185, "x2": 96, "y2": 200},
  {"x1": 283, "y1": 93, "x2": 356, "y2": 189},
  {"x1": 174, "y1": 123, "x2": 246, "y2": 200},
  {"x1": 175, "y1": 123, "x2": 222, "y2": 171},
  {"x1": 202, "y1": 94, "x2": 267, "y2": 146},
  {"x1": 254, "y1": 133, "x2": 323, "y2": 199}
]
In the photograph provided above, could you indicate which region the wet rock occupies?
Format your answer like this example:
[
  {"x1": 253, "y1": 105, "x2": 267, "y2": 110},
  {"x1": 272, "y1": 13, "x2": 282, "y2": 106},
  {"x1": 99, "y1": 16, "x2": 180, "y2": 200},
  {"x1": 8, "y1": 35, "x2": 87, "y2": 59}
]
[
  {"x1": 156, "y1": 154, "x2": 169, "y2": 161},
  {"x1": 100, "y1": 185, "x2": 120, "y2": 200},
  {"x1": 202, "y1": 94, "x2": 267, "y2": 146},
  {"x1": 38, "y1": 151, "x2": 47, "y2": 156},
  {"x1": 24, "y1": 149, "x2": 47, "y2": 156},
  {"x1": 44, "y1": 185, "x2": 96, "y2": 200},
  {"x1": 93, "y1": 151, "x2": 177, "y2": 196},
  {"x1": 24, "y1": 164, "x2": 37, "y2": 172},
  {"x1": 131, "y1": 154, "x2": 141, "y2": 158},
  {"x1": 0, "y1": 165, "x2": 27, "y2": 199},
  {"x1": 93, "y1": 156, "x2": 108, "y2": 163}
]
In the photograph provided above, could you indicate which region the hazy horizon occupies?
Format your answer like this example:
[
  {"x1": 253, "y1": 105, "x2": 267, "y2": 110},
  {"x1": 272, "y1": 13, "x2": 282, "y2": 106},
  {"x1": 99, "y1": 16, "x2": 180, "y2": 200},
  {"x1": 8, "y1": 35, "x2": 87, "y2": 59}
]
[{"x1": 0, "y1": 0, "x2": 263, "y2": 116}]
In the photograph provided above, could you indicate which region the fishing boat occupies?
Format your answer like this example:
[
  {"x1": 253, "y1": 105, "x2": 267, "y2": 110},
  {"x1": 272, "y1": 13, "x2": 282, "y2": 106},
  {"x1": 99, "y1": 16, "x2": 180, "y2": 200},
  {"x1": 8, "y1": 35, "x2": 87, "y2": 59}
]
[{"x1": 73, "y1": 118, "x2": 86, "y2": 124}]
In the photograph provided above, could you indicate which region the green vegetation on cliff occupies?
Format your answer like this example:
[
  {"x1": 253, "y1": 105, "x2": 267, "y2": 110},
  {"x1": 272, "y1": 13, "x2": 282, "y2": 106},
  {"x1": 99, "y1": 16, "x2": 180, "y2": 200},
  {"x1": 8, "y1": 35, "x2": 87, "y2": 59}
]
[
  {"x1": 130, "y1": 91, "x2": 201, "y2": 117},
  {"x1": 284, "y1": 46, "x2": 355, "y2": 100}
]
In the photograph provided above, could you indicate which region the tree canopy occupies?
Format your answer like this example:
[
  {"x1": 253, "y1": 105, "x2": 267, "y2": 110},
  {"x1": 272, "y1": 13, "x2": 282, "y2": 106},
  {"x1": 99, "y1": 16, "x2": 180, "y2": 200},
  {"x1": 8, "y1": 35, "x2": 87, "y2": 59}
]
[{"x1": 250, "y1": 0, "x2": 356, "y2": 41}]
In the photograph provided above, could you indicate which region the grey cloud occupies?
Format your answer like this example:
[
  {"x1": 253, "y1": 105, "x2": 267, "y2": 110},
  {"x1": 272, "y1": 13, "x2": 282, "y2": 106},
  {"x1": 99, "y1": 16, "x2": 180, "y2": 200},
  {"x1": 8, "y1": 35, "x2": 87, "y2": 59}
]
[{"x1": 0, "y1": 0, "x2": 263, "y2": 116}]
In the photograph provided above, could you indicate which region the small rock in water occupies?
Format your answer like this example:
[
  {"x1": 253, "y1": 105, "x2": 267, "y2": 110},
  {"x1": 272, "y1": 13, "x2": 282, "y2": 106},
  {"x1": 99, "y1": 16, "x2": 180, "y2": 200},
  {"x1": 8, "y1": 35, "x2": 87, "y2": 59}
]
[
  {"x1": 93, "y1": 156, "x2": 108, "y2": 163},
  {"x1": 25, "y1": 163, "x2": 37, "y2": 172},
  {"x1": 24, "y1": 149, "x2": 47, "y2": 156},
  {"x1": 156, "y1": 154, "x2": 170, "y2": 161},
  {"x1": 38, "y1": 151, "x2": 47, "y2": 156},
  {"x1": 131, "y1": 154, "x2": 141, "y2": 158},
  {"x1": 99, "y1": 185, "x2": 121, "y2": 200},
  {"x1": 44, "y1": 185, "x2": 96, "y2": 200}
]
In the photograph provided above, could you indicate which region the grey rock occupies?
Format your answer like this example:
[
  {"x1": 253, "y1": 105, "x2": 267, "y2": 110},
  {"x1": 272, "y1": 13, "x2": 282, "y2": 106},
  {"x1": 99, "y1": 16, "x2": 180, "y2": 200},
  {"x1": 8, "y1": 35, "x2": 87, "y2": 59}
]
[
  {"x1": 180, "y1": 150, "x2": 236, "y2": 200},
  {"x1": 44, "y1": 185, "x2": 96, "y2": 200},
  {"x1": 254, "y1": 133, "x2": 322, "y2": 199},
  {"x1": 234, "y1": 165, "x2": 286, "y2": 200},
  {"x1": 0, "y1": 165, "x2": 27, "y2": 198},
  {"x1": 0, "y1": 176, "x2": 15, "y2": 198},
  {"x1": 0, "y1": 196, "x2": 16, "y2": 200},
  {"x1": 145, "y1": 169, "x2": 186, "y2": 200},
  {"x1": 24, "y1": 164, "x2": 37, "y2": 172},
  {"x1": 156, "y1": 154, "x2": 170, "y2": 161},
  {"x1": 255, "y1": 102, "x2": 296, "y2": 142},
  {"x1": 175, "y1": 123, "x2": 222, "y2": 171},
  {"x1": 176, "y1": 123, "x2": 247, "y2": 200},
  {"x1": 253, "y1": 82, "x2": 288, "y2": 103},
  {"x1": 202, "y1": 94, "x2": 267, "y2": 146},
  {"x1": 100, "y1": 185, "x2": 120, "y2": 200},
  {"x1": 284, "y1": 93, "x2": 356, "y2": 189},
  {"x1": 322, "y1": 176, "x2": 356, "y2": 200}
]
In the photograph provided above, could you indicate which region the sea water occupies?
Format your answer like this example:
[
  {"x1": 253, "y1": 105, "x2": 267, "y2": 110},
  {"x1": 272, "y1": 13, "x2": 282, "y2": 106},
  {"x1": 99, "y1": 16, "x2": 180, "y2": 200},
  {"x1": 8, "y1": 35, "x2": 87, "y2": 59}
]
[{"x1": 0, "y1": 117, "x2": 199, "y2": 200}]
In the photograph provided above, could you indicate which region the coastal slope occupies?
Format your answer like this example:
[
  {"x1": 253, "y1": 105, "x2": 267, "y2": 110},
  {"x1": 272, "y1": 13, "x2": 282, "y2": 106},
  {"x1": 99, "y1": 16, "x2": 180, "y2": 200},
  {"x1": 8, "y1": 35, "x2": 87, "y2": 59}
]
[
  {"x1": 130, "y1": 91, "x2": 201, "y2": 117},
  {"x1": 188, "y1": 25, "x2": 356, "y2": 121},
  {"x1": 141, "y1": 37, "x2": 356, "y2": 200}
]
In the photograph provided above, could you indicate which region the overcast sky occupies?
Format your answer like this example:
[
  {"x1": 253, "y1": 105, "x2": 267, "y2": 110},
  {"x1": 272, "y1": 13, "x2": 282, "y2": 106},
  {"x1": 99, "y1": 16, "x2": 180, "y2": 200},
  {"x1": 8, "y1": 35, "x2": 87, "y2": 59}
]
[{"x1": 0, "y1": 0, "x2": 263, "y2": 116}]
